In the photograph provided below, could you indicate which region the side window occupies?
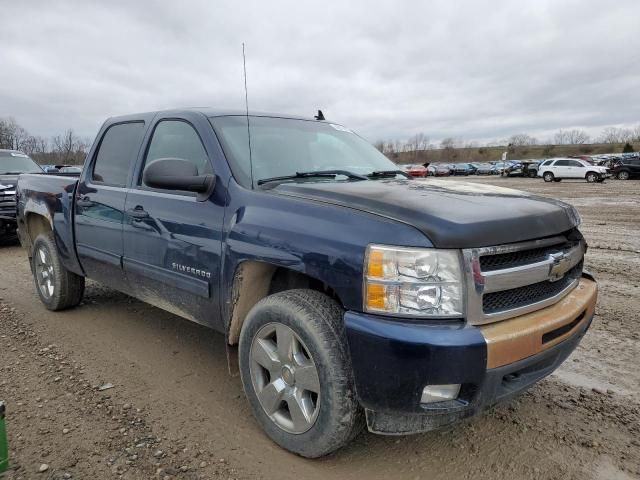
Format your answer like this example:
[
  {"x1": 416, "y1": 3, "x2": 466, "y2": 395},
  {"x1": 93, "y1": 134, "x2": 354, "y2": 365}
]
[
  {"x1": 92, "y1": 122, "x2": 145, "y2": 186},
  {"x1": 555, "y1": 160, "x2": 569, "y2": 167},
  {"x1": 142, "y1": 120, "x2": 212, "y2": 188},
  {"x1": 569, "y1": 160, "x2": 584, "y2": 167},
  {"x1": 542, "y1": 160, "x2": 553, "y2": 166}
]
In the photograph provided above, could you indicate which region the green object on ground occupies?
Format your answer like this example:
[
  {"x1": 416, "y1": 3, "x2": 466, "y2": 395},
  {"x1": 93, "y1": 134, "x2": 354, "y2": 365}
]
[{"x1": 0, "y1": 401, "x2": 8, "y2": 473}]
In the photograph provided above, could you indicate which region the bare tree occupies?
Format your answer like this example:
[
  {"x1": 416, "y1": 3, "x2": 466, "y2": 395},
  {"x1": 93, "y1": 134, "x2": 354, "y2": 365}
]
[
  {"x1": 508, "y1": 133, "x2": 537, "y2": 146},
  {"x1": 51, "y1": 129, "x2": 88, "y2": 164},
  {"x1": 554, "y1": 129, "x2": 589, "y2": 145},
  {"x1": 600, "y1": 126, "x2": 633, "y2": 144},
  {"x1": 0, "y1": 117, "x2": 30, "y2": 150}
]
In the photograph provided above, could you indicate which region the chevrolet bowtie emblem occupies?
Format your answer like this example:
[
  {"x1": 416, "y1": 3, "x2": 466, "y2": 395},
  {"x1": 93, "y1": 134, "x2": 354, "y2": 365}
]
[{"x1": 549, "y1": 251, "x2": 571, "y2": 282}]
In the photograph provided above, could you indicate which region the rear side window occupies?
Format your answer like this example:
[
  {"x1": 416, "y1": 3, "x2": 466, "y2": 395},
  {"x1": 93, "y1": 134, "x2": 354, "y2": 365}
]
[
  {"x1": 555, "y1": 160, "x2": 569, "y2": 166},
  {"x1": 141, "y1": 120, "x2": 212, "y2": 188},
  {"x1": 92, "y1": 122, "x2": 145, "y2": 186}
]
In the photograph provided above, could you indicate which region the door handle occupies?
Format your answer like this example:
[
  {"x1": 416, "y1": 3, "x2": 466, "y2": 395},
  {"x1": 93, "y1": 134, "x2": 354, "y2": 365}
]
[
  {"x1": 76, "y1": 196, "x2": 94, "y2": 208},
  {"x1": 127, "y1": 207, "x2": 149, "y2": 220}
]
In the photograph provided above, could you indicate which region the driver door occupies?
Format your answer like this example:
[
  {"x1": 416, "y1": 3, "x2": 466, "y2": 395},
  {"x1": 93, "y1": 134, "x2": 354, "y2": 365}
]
[{"x1": 122, "y1": 114, "x2": 224, "y2": 327}]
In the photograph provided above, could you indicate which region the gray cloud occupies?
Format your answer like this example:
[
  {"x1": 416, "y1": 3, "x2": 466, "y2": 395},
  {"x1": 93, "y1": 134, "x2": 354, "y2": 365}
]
[{"x1": 1, "y1": 0, "x2": 639, "y2": 144}]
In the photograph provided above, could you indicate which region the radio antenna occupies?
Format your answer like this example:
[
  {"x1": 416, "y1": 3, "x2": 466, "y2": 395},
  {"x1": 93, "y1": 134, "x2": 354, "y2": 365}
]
[{"x1": 242, "y1": 42, "x2": 255, "y2": 189}]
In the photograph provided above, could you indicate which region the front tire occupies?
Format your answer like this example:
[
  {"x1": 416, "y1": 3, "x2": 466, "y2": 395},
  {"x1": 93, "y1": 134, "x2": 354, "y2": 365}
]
[
  {"x1": 586, "y1": 172, "x2": 599, "y2": 183},
  {"x1": 617, "y1": 170, "x2": 630, "y2": 180},
  {"x1": 543, "y1": 172, "x2": 554, "y2": 182},
  {"x1": 31, "y1": 232, "x2": 85, "y2": 311},
  {"x1": 239, "y1": 289, "x2": 363, "y2": 458}
]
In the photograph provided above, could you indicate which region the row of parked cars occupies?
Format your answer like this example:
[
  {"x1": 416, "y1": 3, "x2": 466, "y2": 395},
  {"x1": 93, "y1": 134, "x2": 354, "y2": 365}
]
[
  {"x1": 403, "y1": 160, "x2": 540, "y2": 178},
  {"x1": 403, "y1": 153, "x2": 640, "y2": 182}
]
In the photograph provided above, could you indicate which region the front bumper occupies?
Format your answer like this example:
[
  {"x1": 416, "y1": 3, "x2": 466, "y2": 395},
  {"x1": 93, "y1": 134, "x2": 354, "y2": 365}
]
[{"x1": 344, "y1": 275, "x2": 597, "y2": 434}]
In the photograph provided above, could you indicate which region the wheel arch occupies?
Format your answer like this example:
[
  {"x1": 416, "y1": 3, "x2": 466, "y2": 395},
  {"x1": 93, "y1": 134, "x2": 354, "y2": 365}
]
[
  {"x1": 226, "y1": 261, "x2": 345, "y2": 346},
  {"x1": 23, "y1": 212, "x2": 53, "y2": 254}
]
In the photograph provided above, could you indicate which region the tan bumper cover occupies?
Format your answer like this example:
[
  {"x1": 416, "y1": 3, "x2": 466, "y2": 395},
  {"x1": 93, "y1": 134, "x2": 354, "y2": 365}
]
[{"x1": 480, "y1": 277, "x2": 597, "y2": 369}]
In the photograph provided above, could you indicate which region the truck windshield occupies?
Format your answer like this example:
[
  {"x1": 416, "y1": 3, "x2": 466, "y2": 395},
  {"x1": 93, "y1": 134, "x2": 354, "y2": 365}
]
[
  {"x1": 210, "y1": 116, "x2": 400, "y2": 187},
  {"x1": 0, "y1": 152, "x2": 43, "y2": 174}
]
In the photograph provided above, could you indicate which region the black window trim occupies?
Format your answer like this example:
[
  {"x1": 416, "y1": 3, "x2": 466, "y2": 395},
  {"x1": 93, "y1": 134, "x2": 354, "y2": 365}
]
[
  {"x1": 133, "y1": 117, "x2": 214, "y2": 197},
  {"x1": 89, "y1": 120, "x2": 146, "y2": 188}
]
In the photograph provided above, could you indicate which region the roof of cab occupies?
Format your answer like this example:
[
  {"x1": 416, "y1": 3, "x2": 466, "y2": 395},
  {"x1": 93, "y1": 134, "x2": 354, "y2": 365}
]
[{"x1": 105, "y1": 107, "x2": 323, "y2": 123}]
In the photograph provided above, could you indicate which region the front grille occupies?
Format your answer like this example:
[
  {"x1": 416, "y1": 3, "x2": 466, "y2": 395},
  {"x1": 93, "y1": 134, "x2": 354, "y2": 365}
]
[
  {"x1": 0, "y1": 193, "x2": 17, "y2": 218},
  {"x1": 483, "y1": 261, "x2": 583, "y2": 314},
  {"x1": 480, "y1": 241, "x2": 576, "y2": 271}
]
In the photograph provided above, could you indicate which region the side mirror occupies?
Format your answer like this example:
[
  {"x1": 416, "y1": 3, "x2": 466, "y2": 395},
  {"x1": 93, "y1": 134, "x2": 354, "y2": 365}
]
[{"x1": 142, "y1": 158, "x2": 215, "y2": 201}]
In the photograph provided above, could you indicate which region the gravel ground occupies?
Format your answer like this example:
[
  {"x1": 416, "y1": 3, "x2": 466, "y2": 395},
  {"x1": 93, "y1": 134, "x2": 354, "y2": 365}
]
[{"x1": 0, "y1": 175, "x2": 638, "y2": 479}]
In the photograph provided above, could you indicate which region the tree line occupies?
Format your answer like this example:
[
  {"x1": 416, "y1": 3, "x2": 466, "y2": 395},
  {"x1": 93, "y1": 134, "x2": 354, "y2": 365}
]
[
  {"x1": 375, "y1": 125, "x2": 640, "y2": 158},
  {"x1": 0, "y1": 117, "x2": 90, "y2": 165}
]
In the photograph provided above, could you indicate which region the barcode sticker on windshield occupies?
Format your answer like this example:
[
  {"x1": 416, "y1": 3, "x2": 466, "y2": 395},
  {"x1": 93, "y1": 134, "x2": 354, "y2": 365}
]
[{"x1": 329, "y1": 124, "x2": 353, "y2": 133}]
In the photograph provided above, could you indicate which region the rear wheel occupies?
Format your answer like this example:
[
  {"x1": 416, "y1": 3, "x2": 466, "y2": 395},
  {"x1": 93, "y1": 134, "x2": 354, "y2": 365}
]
[
  {"x1": 239, "y1": 289, "x2": 363, "y2": 457},
  {"x1": 543, "y1": 172, "x2": 554, "y2": 182},
  {"x1": 31, "y1": 232, "x2": 85, "y2": 311},
  {"x1": 617, "y1": 170, "x2": 630, "y2": 180},
  {"x1": 528, "y1": 170, "x2": 537, "y2": 178},
  {"x1": 586, "y1": 172, "x2": 599, "y2": 183}
]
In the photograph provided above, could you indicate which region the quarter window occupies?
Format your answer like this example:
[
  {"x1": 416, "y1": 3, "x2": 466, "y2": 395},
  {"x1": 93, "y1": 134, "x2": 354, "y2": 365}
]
[
  {"x1": 142, "y1": 120, "x2": 212, "y2": 188},
  {"x1": 92, "y1": 122, "x2": 145, "y2": 186}
]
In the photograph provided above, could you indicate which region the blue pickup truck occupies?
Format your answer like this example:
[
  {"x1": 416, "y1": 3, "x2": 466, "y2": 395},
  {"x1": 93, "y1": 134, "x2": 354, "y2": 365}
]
[{"x1": 16, "y1": 109, "x2": 598, "y2": 457}]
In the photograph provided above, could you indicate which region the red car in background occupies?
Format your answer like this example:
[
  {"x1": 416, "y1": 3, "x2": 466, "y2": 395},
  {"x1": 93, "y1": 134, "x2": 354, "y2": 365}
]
[{"x1": 403, "y1": 164, "x2": 428, "y2": 177}]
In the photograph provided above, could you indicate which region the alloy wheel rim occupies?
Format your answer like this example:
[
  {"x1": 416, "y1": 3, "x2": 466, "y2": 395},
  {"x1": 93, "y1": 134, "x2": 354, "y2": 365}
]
[
  {"x1": 35, "y1": 247, "x2": 55, "y2": 299},
  {"x1": 249, "y1": 323, "x2": 321, "y2": 434}
]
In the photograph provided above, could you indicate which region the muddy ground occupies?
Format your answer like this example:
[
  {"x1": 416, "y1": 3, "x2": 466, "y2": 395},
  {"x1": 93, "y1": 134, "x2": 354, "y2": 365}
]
[{"x1": 0, "y1": 176, "x2": 638, "y2": 479}]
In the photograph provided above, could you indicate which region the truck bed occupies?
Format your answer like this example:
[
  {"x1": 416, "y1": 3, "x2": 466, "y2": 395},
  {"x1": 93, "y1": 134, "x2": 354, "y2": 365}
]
[{"x1": 16, "y1": 173, "x2": 83, "y2": 276}]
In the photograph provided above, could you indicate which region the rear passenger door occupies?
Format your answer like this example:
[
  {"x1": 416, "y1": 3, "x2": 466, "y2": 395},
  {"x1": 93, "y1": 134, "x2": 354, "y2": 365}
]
[
  {"x1": 75, "y1": 120, "x2": 147, "y2": 288},
  {"x1": 122, "y1": 113, "x2": 225, "y2": 327}
]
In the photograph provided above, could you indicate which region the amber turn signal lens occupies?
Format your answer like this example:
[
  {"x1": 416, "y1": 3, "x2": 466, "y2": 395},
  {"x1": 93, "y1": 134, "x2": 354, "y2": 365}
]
[
  {"x1": 366, "y1": 283, "x2": 386, "y2": 309},
  {"x1": 367, "y1": 249, "x2": 385, "y2": 278}
]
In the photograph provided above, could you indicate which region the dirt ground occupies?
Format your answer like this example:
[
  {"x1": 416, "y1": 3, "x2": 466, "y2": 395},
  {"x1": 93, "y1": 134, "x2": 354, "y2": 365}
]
[{"x1": 0, "y1": 176, "x2": 639, "y2": 480}]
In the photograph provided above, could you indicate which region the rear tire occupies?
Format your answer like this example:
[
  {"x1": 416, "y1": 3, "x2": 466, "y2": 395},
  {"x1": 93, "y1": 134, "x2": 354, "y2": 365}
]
[
  {"x1": 543, "y1": 172, "x2": 554, "y2": 182},
  {"x1": 31, "y1": 232, "x2": 85, "y2": 311},
  {"x1": 617, "y1": 170, "x2": 630, "y2": 180},
  {"x1": 586, "y1": 172, "x2": 599, "y2": 183},
  {"x1": 238, "y1": 289, "x2": 364, "y2": 458},
  {"x1": 528, "y1": 170, "x2": 537, "y2": 178}
]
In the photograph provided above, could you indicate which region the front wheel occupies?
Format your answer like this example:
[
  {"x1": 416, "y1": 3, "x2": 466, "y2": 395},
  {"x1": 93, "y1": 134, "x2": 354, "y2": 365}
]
[
  {"x1": 239, "y1": 289, "x2": 363, "y2": 457},
  {"x1": 586, "y1": 172, "x2": 599, "y2": 183},
  {"x1": 31, "y1": 232, "x2": 85, "y2": 311},
  {"x1": 617, "y1": 170, "x2": 630, "y2": 180},
  {"x1": 543, "y1": 172, "x2": 554, "y2": 182}
]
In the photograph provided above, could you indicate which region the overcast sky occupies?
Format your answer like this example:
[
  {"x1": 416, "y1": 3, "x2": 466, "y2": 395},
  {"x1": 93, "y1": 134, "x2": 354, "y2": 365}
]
[{"x1": 1, "y1": 0, "x2": 639, "y2": 144}]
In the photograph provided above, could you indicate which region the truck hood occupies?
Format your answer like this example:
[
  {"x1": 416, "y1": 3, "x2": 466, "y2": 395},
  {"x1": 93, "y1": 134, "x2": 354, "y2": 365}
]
[{"x1": 271, "y1": 179, "x2": 580, "y2": 248}]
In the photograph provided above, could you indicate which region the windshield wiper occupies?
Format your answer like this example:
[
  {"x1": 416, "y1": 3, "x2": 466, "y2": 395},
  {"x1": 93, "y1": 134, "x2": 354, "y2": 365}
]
[
  {"x1": 367, "y1": 170, "x2": 411, "y2": 179},
  {"x1": 257, "y1": 170, "x2": 368, "y2": 186}
]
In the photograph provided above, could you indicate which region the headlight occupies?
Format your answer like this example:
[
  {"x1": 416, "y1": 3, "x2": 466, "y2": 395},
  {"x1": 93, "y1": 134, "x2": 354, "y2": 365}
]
[{"x1": 364, "y1": 245, "x2": 464, "y2": 318}]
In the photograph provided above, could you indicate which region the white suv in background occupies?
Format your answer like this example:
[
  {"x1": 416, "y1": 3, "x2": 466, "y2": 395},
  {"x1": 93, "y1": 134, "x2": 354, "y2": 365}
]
[{"x1": 538, "y1": 158, "x2": 610, "y2": 183}]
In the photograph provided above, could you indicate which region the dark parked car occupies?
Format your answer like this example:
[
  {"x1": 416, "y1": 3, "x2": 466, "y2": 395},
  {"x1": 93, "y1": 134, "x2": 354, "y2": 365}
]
[
  {"x1": 17, "y1": 108, "x2": 597, "y2": 457},
  {"x1": 1, "y1": 150, "x2": 43, "y2": 239},
  {"x1": 452, "y1": 163, "x2": 474, "y2": 175},
  {"x1": 612, "y1": 158, "x2": 640, "y2": 180}
]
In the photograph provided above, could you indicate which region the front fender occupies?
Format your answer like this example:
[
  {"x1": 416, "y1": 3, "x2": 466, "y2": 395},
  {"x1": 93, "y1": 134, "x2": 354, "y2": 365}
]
[{"x1": 220, "y1": 182, "x2": 431, "y2": 326}]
